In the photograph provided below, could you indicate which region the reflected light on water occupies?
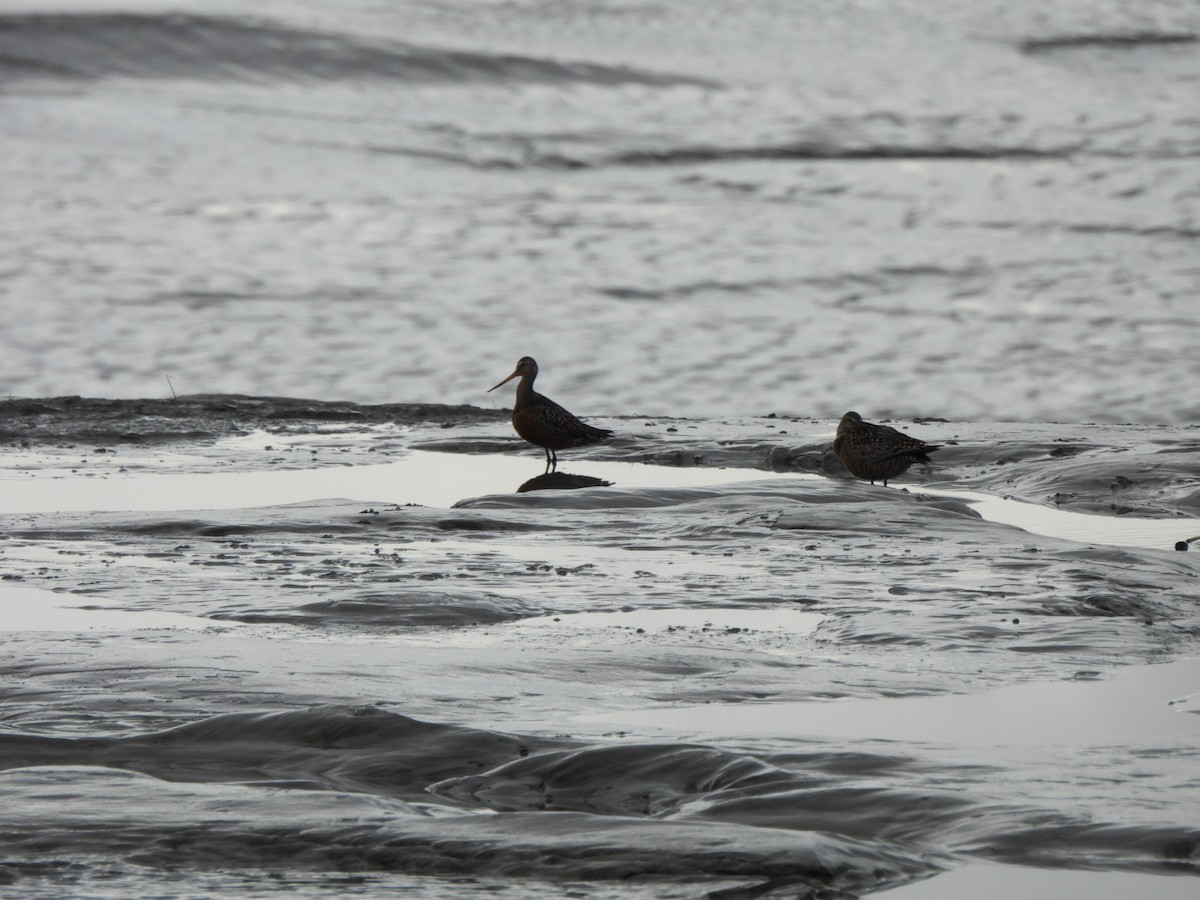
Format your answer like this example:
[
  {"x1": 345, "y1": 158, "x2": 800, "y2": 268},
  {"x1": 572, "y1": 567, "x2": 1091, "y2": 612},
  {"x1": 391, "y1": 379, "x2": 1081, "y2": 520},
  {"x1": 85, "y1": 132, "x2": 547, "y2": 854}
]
[{"x1": 0, "y1": 449, "x2": 1191, "y2": 553}]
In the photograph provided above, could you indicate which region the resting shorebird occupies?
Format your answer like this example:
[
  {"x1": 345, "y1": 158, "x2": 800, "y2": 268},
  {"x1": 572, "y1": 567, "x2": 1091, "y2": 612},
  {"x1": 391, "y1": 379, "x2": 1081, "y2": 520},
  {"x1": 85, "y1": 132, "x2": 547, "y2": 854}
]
[
  {"x1": 488, "y1": 357, "x2": 612, "y2": 469},
  {"x1": 833, "y1": 411, "x2": 940, "y2": 486}
]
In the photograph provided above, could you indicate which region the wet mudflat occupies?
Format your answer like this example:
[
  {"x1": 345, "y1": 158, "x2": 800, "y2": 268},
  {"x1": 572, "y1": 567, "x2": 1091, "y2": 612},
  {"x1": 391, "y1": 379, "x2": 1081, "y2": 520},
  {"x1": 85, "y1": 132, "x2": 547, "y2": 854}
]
[{"x1": 0, "y1": 399, "x2": 1196, "y2": 898}]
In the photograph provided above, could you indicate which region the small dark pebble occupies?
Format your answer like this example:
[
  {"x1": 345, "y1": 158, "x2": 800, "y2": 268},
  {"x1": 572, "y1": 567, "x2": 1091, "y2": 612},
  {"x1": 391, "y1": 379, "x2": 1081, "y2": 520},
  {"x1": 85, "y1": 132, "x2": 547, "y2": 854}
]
[
  {"x1": 1012, "y1": 618, "x2": 1020, "y2": 625},
  {"x1": 1175, "y1": 541, "x2": 1189, "y2": 551}
]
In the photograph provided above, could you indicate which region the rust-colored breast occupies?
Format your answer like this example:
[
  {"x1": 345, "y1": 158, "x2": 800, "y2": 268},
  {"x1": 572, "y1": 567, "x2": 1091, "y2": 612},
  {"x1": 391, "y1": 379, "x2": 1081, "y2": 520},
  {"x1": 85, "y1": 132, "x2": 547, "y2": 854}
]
[{"x1": 512, "y1": 394, "x2": 611, "y2": 452}]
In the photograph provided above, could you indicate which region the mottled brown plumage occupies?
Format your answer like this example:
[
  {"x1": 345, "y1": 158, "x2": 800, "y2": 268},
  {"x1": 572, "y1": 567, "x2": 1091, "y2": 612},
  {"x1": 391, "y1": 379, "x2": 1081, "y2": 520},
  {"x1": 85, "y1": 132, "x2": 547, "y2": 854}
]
[
  {"x1": 833, "y1": 411, "x2": 940, "y2": 486},
  {"x1": 488, "y1": 357, "x2": 612, "y2": 469}
]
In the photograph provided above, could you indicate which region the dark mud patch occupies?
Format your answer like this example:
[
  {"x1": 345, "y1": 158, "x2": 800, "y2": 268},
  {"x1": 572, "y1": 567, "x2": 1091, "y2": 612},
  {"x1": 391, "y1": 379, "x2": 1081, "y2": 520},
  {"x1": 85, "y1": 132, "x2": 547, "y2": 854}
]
[
  {"x1": 0, "y1": 705, "x2": 553, "y2": 801},
  {"x1": 220, "y1": 589, "x2": 546, "y2": 628},
  {"x1": 753, "y1": 421, "x2": 1200, "y2": 521},
  {"x1": 0, "y1": 765, "x2": 936, "y2": 897},
  {"x1": 0, "y1": 395, "x2": 506, "y2": 444},
  {"x1": 931, "y1": 431, "x2": 1200, "y2": 519},
  {"x1": 1, "y1": 705, "x2": 1193, "y2": 889},
  {"x1": 1020, "y1": 33, "x2": 1200, "y2": 54}
]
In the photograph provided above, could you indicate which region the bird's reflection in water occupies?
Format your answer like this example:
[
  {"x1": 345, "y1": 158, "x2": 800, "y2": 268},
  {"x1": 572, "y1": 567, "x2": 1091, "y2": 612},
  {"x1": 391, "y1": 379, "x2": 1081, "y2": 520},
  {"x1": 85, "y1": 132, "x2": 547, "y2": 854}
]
[{"x1": 517, "y1": 471, "x2": 613, "y2": 493}]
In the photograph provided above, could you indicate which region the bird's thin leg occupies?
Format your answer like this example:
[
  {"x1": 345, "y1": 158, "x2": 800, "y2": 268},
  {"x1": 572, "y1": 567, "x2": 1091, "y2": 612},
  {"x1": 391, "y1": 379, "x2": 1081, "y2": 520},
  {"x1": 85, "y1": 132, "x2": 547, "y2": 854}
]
[{"x1": 550, "y1": 449, "x2": 558, "y2": 471}]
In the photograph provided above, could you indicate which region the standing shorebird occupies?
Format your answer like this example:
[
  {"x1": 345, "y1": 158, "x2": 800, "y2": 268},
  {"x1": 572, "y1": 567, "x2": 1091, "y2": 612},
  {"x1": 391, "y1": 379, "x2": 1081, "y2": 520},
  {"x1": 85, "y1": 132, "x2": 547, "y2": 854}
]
[
  {"x1": 833, "y1": 411, "x2": 941, "y2": 486},
  {"x1": 488, "y1": 356, "x2": 612, "y2": 469}
]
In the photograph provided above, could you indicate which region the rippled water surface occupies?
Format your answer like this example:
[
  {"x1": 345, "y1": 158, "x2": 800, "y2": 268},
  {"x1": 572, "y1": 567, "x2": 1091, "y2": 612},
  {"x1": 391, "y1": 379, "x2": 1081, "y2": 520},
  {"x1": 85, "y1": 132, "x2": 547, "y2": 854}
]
[
  {"x1": 0, "y1": 398, "x2": 1197, "y2": 897},
  {"x1": 2, "y1": 0, "x2": 1199, "y2": 421}
]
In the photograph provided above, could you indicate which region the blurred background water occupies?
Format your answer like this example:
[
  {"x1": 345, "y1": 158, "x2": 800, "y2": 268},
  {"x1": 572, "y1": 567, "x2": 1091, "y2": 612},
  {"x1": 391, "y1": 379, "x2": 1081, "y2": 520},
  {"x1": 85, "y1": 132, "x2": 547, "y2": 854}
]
[{"x1": 2, "y1": 0, "x2": 1198, "y2": 421}]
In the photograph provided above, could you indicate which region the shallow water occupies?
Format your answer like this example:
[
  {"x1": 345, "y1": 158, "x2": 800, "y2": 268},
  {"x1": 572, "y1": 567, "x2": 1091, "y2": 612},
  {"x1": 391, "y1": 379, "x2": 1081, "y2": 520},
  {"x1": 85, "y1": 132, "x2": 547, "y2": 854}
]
[
  {"x1": 0, "y1": 400, "x2": 1197, "y2": 897},
  {"x1": 2, "y1": 0, "x2": 1199, "y2": 422}
]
